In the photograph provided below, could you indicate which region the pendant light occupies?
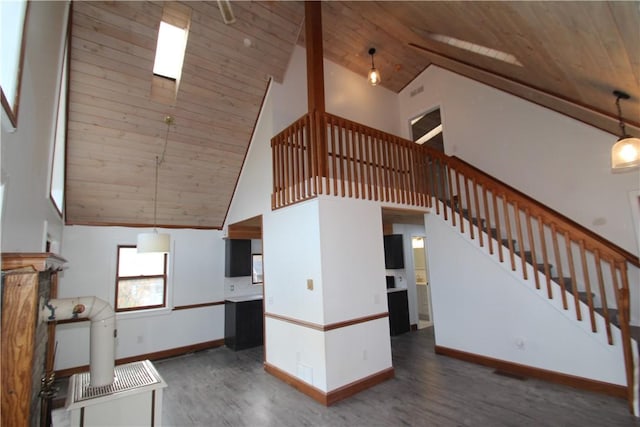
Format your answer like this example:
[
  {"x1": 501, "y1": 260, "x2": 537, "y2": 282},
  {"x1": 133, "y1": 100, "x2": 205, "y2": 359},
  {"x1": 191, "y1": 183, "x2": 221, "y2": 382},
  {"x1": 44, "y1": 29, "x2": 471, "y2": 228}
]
[
  {"x1": 368, "y1": 47, "x2": 381, "y2": 86},
  {"x1": 611, "y1": 90, "x2": 640, "y2": 171},
  {"x1": 137, "y1": 116, "x2": 174, "y2": 253}
]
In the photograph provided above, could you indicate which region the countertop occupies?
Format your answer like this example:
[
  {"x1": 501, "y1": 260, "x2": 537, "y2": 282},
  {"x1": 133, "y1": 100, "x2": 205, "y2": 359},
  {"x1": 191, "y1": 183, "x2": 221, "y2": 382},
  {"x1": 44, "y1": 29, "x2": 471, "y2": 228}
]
[
  {"x1": 387, "y1": 288, "x2": 407, "y2": 293},
  {"x1": 225, "y1": 294, "x2": 264, "y2": 303}
]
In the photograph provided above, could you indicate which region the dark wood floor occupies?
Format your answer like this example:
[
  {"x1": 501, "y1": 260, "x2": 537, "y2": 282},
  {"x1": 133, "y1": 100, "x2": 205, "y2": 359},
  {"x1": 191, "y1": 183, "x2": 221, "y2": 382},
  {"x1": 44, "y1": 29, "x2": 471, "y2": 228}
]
[{"x1": 155, "y1": 327, "x2": 639, "y2": 426}]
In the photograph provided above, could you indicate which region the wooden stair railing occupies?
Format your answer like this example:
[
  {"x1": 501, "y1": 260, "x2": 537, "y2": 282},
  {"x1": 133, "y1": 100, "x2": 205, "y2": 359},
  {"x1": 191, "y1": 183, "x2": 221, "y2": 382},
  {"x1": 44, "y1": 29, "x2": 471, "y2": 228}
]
[
  {"x1": 272, "y1": 111, "x2": 428, "y2": 209},
  {"x1": 271, "y1": 111, "x2": 638, "y2": 412},
  {"x1": 428, "y1": 152, "x2": 637, "y2": 413}
]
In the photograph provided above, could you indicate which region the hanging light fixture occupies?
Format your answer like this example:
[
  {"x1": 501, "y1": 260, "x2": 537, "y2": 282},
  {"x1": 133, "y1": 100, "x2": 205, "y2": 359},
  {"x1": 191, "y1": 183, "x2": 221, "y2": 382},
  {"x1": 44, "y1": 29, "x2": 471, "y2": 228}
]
[
  {"x1": 611, "y1": 90, "x2": 640, "y2": 171},
  {"x1": 368, "y1": 47, "x2": 381, "y2": 86},
  {"x1": 137, "y1": 115, "x2": 174, "y2": 253}
]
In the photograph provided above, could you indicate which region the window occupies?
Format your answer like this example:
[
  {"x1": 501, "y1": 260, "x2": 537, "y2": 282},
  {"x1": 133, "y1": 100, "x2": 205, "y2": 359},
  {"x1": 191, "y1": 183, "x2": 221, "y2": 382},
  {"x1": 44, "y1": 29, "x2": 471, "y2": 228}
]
[
  {"x1": 1, "y1": 0, "x2": 28, "y2": 126},
  {"x1": 411, "y1": 108, "x2": 444, "y2": 152},
  {"x1": 150, "y1": 3, "x2": 191, "y2": 104},
  {"x1": 115, "y1": 245, "x2": 167, "y2": 312},
  {"x1": 50, "y1": 38, "x2": 68, "y2": 215},
  {"x1": 153, "y1": 21, "x2": 188, "y2": 80},
  {"x1": 412, "y1": 108, "x2": 447, "y2": 202}
]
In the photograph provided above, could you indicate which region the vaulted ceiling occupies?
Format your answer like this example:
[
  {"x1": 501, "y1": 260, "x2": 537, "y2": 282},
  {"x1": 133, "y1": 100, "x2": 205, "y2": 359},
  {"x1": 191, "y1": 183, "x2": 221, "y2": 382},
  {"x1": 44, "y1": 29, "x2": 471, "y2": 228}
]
[{"x1": 65, "y1": 1, "x2": 639, "y2": 229}]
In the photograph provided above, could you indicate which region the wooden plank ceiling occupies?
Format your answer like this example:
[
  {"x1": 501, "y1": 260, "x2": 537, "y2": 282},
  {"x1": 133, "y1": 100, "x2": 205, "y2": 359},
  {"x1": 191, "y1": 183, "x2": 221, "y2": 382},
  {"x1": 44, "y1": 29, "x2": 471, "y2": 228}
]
[
  {"x1": 66, "y1": 1, "x2": 639, "y2": 229},
  {"x1": 66, "y1": 1, "x2": 303, "y2": 228}
]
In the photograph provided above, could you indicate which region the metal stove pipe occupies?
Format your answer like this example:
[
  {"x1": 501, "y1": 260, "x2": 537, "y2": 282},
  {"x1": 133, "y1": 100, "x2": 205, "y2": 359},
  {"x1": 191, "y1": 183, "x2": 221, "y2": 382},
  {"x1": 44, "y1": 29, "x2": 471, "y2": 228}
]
[{"x1": 41, "y1": 297, "x2": 116, "y2": 387}]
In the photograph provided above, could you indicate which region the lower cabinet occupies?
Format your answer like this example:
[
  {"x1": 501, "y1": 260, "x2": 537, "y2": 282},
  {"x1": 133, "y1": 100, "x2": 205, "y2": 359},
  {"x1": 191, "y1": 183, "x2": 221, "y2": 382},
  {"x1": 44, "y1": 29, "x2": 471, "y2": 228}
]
[
  {"x1": 225, "y1": 297, "x2": 264, "y2": 351},
  {"x1": 387, "y1": 289, "x2": 410, "y2": 336}
]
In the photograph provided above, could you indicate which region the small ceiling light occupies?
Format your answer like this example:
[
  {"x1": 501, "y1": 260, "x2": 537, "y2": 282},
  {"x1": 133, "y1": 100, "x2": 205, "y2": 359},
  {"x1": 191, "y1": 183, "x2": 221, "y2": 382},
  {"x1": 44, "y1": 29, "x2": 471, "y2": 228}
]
[
  {"x1": 137, "y1": 116, "x2": 174, "y2": 253},
  {"x1": 368, "y1": 47, "x2": 381, "y2": 86},
  {"x1": 611, "y1": 90, "x2": 640, "y2": 171}
]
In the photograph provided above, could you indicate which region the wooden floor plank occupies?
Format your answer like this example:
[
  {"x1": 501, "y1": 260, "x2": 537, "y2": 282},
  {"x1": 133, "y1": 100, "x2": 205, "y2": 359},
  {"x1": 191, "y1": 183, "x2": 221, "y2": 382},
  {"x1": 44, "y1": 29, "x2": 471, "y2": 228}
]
[{"x1": 144, "y1": 327, "x2": 635, "y2": 426}]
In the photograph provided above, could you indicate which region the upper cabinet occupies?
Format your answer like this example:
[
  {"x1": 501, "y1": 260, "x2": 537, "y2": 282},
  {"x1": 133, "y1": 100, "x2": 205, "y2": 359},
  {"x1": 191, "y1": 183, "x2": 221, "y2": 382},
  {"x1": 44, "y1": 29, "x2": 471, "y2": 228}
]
[
  {"x1": 383, "y1": 234, "x2": 404, "y2": 269},
  {"x1": 225, "y1": 239, "x2": 251, "y2": 277}
]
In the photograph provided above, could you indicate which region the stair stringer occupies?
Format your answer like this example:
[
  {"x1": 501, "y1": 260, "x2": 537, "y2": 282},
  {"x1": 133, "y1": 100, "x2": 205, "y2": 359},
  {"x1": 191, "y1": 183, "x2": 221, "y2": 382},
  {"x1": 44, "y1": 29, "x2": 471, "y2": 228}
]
[{"x1": 425, "y1": 207, "x2": 628, "y2": 387}]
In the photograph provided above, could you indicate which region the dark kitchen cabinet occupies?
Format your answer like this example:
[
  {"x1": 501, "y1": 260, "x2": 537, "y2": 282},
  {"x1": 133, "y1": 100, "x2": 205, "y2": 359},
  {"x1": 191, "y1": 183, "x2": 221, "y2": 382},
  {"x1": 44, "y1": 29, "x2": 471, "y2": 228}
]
[
  {"x1": 225, "y1": 297, "x2": 264, "y2": 351},
  {"x1": 383, "y1": 234, "x2": 404, "y2": 269},
  {"x1": 225, "y1": 239, "x2": 251, "y2": 277},
  {"x1": 387, "y1": 289, "x2": 410, "y2": 336}
]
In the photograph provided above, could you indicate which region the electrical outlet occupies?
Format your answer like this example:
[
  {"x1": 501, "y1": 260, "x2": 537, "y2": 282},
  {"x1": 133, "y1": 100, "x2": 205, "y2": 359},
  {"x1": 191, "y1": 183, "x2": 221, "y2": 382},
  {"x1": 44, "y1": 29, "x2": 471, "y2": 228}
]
[
  {"x1": 307, "y1": 279, "x2": 313, "y2": 290},
  {"x1": 137, "y1": 335, "x2": 144, "y2": 344},
  {"x1": 230, "y1": 284, "x2": 235, "y2": 292}
]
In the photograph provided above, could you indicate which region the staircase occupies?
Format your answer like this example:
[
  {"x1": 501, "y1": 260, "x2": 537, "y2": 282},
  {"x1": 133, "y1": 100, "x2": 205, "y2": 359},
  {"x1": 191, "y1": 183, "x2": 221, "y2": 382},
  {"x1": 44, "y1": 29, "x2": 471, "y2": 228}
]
[
  {"x1": 454, "y1": 201, "x2": 624, "y2": 332},
  {"x1": 436, "y1": 157, "x2": 639, "y2": 417},
  {"x1": 271, "y1": 110, "x2": 639, "y2": 416}
]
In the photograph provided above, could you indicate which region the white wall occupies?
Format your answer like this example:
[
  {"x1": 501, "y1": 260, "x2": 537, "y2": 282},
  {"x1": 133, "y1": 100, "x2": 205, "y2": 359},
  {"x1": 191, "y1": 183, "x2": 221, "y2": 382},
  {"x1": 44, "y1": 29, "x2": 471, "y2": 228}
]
[
  {"x1": 322, "y1": 48, "x2": 400, "y2": 137},
  {"x1": 426, "y1": 211, "x2": 627, "y2": 386},
  {"x1": 224, "y1": 85, "x2": 275, "y2": 229},
  {"x1": 263, "y1": 200, "x2": 324, "y2": 323},
  {"x1": 318, "y1": 197, "x2": 392, "y2": 390},
  {"x1": 398, "y1": 65, "x2": 640, "y2": 257},
  {"x1": 271, "y1": 45, "x2": 400, "y2": 140},
  {"x1": 1, "y1": 1, "x2": 69, "y2": 252},
  {"x1": 319, "y1": 197, "x2": 387, "y2": 323},
  {"x1": 325, "y1": 318, "x2": 391, "y2": 390},
  {"x1": 265, "y1": 317, "x2": 328, "y2": 391},
  {"x1": 263, "y1": 200, "x2": 327, "y2": 390},
  {"x1": 55, "y1": 225, "x2": 225, "y2": 370}
]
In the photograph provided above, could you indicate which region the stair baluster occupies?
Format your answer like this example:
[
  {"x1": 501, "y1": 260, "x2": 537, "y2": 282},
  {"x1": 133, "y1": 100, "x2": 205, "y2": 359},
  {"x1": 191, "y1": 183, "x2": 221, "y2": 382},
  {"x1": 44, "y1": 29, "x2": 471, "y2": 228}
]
[
  {"x1": 550, "y1": 224, "x2": 568, "y2": 309},
  {"x1": 563, "y1": 230, "x2": 583, "y2": 321},
  {"x1": 525, "y1": 209, "x2": 541, "y2": 290},
  {"x1": 514, "y1": 201, "x2": 528, "y2": 280}
]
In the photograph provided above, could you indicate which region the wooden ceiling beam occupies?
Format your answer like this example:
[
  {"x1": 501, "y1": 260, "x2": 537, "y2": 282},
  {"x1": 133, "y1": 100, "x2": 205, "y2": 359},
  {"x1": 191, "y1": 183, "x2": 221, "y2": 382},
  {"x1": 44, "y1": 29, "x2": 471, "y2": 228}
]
[{"x1": 305, "y1": 1, "x2": 325, "y2": 115}]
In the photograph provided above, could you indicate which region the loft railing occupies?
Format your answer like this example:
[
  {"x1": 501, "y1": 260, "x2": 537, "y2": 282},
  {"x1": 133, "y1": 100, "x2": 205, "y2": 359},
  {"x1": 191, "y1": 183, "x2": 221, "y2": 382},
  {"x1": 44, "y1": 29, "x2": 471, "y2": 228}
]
[
  {"x1": 271, "y1": 111, "x2": 637, "y2": 411},
  {"x1": 271, "y1": 111, "x2": 428, "y2": 209}
]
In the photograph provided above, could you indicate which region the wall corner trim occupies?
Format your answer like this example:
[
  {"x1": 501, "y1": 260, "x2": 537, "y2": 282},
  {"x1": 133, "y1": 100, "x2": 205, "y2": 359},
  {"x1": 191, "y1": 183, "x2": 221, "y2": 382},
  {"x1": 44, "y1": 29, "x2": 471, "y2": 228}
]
[{"x1": 264, "y1": 362, "x2": 394, "y2": 406}]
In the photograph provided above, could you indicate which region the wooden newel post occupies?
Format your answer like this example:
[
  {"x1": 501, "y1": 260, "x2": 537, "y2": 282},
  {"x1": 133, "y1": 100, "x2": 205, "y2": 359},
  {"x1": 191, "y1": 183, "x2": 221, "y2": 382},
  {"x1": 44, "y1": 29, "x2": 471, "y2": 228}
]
[{"x1": 305, "y1": 1, "x2": 328, "y2": 185}]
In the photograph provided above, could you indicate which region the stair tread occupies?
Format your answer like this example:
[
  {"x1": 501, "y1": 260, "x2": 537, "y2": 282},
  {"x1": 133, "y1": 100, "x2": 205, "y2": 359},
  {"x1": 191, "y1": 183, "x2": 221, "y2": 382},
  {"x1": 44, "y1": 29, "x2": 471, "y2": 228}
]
[
  {"x1": 595, "y1": 307, "x2": 620, "y2": 326},
  {"x1": 441, "y1": 201, "x2": 629, "y2": 336},
  {"x1": 577, "y1": 291, "x2": 593, "y2": 300},
  {"x1": 552, "y1": 277, "x2": 596, "y2": 298}
]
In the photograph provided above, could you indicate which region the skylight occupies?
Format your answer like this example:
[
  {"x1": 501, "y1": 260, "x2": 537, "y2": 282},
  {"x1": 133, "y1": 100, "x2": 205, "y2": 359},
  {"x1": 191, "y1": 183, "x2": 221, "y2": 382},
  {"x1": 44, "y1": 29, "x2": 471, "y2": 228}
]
[
  {"x1": 427, "y1": 33, "x2": 523, "y2": 67},
  {"x1": 153, "y1": 21, "x2": 188, "y2": 80}
]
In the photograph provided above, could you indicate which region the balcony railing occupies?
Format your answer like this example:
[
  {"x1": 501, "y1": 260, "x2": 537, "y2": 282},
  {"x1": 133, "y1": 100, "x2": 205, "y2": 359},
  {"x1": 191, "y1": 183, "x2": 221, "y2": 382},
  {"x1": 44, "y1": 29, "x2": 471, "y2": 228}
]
[{"x1": 272, "y1": 111, "x2": 429, "y2": 209}]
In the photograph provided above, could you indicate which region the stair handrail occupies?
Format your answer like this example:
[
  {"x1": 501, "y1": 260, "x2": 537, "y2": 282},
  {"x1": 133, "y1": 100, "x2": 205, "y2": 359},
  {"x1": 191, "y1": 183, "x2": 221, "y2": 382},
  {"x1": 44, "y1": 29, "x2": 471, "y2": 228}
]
[
  {"x1": 421, "y1": 146, "x2": 636, "y2": 413},
  {"x1": 439, "y1": 153, "x2": 639, "y2": 268}
]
